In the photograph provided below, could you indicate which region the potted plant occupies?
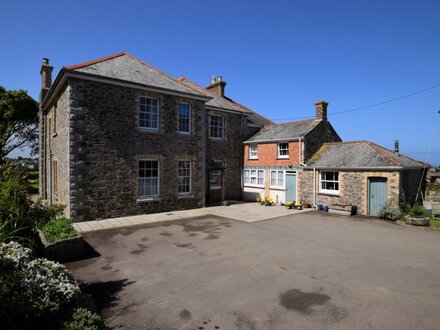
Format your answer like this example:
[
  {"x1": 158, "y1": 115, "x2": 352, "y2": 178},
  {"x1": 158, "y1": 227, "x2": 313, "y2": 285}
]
[
  {"x1": 285, "y1": 201, "x2": 294, "y2": 209},
  {"x1": 403, "y1": 204, "x2": 430, "y2": 226},
  {"x1": 256, "y1": 195, "x2": 261, "y2": 203}
]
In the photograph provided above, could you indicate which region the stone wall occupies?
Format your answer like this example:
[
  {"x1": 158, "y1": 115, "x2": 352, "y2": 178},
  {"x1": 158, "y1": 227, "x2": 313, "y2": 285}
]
[
  {"x1": 298, "y1": 169, "x2": 400, "y2": 215},
  {"x1": 303, "y1": 121, "x2": 341, "y2": 163},
  {"x1": 43, "y1": 84, "x2": 70, "y2": 216},
  {"x1": 68, "y1": 78, "x2": 206, "y2": 221},
  {"x1": 206, "y1": 109, "x2": 243, "y2": 200}
]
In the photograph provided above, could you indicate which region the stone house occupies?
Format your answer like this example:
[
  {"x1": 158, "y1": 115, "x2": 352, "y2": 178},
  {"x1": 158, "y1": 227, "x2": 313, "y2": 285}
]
[
  {"x1": 242, "y1": 101, "x2": 341, "y2": 204},
  {"x1": 38, "y1": 52, "x2": 271, "y2": 221},
  {"x1": 299, "y1": 141, "x2": 427, "y2": 215}
]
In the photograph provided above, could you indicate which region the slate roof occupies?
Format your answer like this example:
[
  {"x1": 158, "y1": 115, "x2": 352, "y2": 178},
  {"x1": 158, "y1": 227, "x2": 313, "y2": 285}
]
[
  {"x1": 307, "y1": 141, "x2": 427, "y2": 169},
  {"x1": 223, "y1": 96, "x2": 274, "y2": 126},
  {"x1": 243, "y1": 119, "x2": 322, "y2": 143},
  {"x1": 177, "y1": 77, "x2": 245, "y2": 112},
  {"x1": 64, "y1": 52, "x2": 207, "y2": 98}
]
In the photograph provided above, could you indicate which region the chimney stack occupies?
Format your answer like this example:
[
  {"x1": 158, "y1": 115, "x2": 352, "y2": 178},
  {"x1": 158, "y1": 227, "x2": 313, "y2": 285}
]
[
  {"x1": 207, "y1": 75, "x2": 227, "y2": 98},
  {"x1": 315, "y1": 100, "x2": 328, "y2": 121},
  {"x1": 39, "y1": 58, "x2": 53, "y2": 104},
  {"x1": 394, "y1": 140, "x2": 399, "y2": 155}
]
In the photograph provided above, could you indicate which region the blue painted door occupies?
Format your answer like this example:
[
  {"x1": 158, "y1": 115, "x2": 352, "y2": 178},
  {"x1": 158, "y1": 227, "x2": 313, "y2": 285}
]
[
  {"x1": 285, "y1": 173, "x2": 297, "y2": 203},
  {"x1": 368, "y1": 177, "x2": 387, "y2": 216}
]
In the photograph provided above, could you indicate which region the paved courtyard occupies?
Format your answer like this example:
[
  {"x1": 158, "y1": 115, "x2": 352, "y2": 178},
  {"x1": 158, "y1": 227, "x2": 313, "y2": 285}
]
[{"x1": 67, "y1": 212, "x2": 440, "y2": 330}]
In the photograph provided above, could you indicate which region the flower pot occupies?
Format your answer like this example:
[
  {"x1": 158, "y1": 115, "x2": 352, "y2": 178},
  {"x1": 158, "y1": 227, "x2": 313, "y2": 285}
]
[
  {"x1": 37, "y1": 229, "x2": 84, "y2": 263},
  {"x1": 323, "y1": 205, "x2": 329, "y2": 212},
  {"x1": 317, "y1": 204, "x2": 323, "y2": 211},
  {"x1": 404, "y1": 215, "x2": 429, "y2": 226}
]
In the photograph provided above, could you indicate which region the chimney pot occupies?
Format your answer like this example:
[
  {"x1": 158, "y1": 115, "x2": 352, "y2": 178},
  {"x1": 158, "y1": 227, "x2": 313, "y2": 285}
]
[
  {"x1": 394, "y1": 140, "x2": 400, "y2": 155},
  {"x1": 218, "y1": 75, "x2": 222, "y2": 82},
  {"x1": 211, "y1": 76, "x2": 217, "y2": 84},
  {"x1": 43, "y1": 58, "x2": 49, "y2": 65},
  {"x1": 314, "y1": 100, "x2": 329, "y2": 121},
  {"x1": 39, "y1": 57, "x2": 53, "y2": 104}
]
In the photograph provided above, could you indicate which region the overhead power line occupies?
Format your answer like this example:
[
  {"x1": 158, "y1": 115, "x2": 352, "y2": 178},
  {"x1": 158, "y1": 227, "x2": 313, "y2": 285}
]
[{"x1": 269, "y1": 82, "x2": 440, "y2": 121}]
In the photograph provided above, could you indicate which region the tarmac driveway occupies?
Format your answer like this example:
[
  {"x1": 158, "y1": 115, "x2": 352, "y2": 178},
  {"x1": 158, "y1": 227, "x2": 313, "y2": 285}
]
[{"x1": 67, "y1": 212, "x2": 440, "y2": 330}]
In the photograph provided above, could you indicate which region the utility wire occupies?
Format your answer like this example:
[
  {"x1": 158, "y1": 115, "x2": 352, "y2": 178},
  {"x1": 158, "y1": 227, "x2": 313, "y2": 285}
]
[{"x1": 270, "y1": 82, "x2": 440, "y2": 121}]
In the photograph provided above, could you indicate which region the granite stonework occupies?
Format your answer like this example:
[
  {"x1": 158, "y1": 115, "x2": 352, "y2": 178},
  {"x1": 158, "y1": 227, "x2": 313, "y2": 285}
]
[
  {"x1": 206, "y1": 109, "x2": 243, "y2": 201},
  {"x1": 68, "y1": 78, "x2": 207, "y2": 221},
  {"x1": 303, "y1": 120, "x2": 341, "y2": 162},
  {"x1": 298, "y1": 169, "x2": 401, "y2": 215}
]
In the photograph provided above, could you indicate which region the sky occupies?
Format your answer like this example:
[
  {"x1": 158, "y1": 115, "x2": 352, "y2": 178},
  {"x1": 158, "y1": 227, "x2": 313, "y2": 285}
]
[{"x1": 1, "y1": 0, "x2": 439, "y2": 164}]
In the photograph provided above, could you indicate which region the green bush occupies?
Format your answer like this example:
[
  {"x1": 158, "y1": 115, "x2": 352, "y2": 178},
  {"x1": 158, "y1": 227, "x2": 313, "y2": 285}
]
[
  {"x1": 403, "y1": 203, "x2": 431, "y2": 218},
  {"x1": 0, "y1": 241, "x2": 81, "y2": 329},
  {"x1": 0, "y1": 165, "x2": 64, "y2": 246},
  {"x1": 43, "y1": 218, "x2": 78, "y2": 243},
  {"x1": 64, "y1": 308, "x2": 106, "y2": 330},
  {"x1": 379, "y1": 203, "x2": 401, "y2": 221}
]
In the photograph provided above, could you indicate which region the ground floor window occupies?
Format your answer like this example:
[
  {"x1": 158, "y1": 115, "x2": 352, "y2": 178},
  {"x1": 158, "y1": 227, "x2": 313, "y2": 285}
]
[
  {"x1": 319, "y1": 171, "x2": 339, "y2": 195},
  {"x1": 209, "y1": 169, "x2": 222, "y2": 190},
  {"x1": 243, "y1": 169, "x2": 264, "y2": 187},
  {"x1": 270, "y1": 170, "x2": 284, "y2": 188},
  {"x1": 139, "y1": 160, "x2": 159, "y2": 198},
  {"x1": 178, "y1": 160, "x2": 191, "y2": 195}
]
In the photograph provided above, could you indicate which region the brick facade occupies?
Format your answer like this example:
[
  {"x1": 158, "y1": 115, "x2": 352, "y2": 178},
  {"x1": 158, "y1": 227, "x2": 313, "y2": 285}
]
[{"x1": 244, "y1": 141, "x2": 301, "y2": 167}]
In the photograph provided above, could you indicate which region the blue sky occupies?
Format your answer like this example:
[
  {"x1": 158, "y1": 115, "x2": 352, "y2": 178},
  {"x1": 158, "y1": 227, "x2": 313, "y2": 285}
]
[{"x1": 1, "y1": 0, "x2": 440, "y2": 164}]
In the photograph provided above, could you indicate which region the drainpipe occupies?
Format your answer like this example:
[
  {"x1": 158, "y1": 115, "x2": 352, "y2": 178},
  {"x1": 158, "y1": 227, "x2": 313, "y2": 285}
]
[
  {"x1": 299, "y1": 137, "x2": 306, "y2": 167},
  {"x1": 313, "y1": 167, "x2": 316, "y2": 207}
]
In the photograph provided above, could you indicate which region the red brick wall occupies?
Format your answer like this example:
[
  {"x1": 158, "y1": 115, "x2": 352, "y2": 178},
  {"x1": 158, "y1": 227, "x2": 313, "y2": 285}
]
[{"x1": 244, "y1": 142, "x2": 301, "y2": 167}]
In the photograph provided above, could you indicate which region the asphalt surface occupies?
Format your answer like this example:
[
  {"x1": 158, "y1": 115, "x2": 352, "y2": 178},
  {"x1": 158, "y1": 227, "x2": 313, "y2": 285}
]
[{"x1": 67, "y1": 212, "x2": 440, "y2": 330}]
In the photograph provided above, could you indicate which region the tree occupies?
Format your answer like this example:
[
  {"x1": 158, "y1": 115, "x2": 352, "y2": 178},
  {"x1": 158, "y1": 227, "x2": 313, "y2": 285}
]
[{"x1": 0, "y1": 86, "x2": 39, "y2": 163}]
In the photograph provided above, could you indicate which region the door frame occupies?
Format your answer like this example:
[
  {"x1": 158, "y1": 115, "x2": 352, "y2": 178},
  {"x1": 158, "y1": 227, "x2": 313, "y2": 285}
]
[
  {"x1": 367, "y1": 177, "x2": 388, "y2": 215},
  {"x1": 285, "y1": 171, "x2": 297, "y2": 203}
]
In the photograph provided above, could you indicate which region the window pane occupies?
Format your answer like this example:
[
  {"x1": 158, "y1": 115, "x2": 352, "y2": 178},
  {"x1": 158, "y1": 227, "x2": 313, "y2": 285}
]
[
  {"x1": 139, "y1": 97, "x2": 159, "y2": 130},
  {"x1": 139, "y1": 160, "x2": 159, "y2": 197},
  {"x1": 210, "y1": 115, "x2": 224, "y2": 139}
]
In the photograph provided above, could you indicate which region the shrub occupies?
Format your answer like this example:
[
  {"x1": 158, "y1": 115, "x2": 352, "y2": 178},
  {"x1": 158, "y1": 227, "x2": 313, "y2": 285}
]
[
  {"x1": 64, "y1": 307, "x2": 106, "y2": 330},
  {"x1": 0, "y1": 165, "x2": 64, "y2": 246},
  {"x1": 0, "y1": 241, "x2": 81, "y2": 328},
  {"x1": 43, "y1": 217, "x2": 78, "y2": 243},
  {"x1": 403, "y1": 203, "x2": 431, "y2": 218},
  {"x1": 379, "y1": 203, "x2": 401, "y2": 221}
]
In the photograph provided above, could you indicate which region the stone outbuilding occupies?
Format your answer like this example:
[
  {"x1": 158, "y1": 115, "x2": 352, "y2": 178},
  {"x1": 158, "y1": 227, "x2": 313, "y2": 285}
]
[{"x1": 298, "y1": 141, "x2": 428, "y2": 215}]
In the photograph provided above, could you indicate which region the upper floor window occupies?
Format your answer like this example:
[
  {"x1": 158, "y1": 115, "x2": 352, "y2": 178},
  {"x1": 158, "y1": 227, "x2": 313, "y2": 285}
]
[
  {"x1": 270, "y1": 170, "x2": 284, "y2": 188},
  {"x1": 139, "y1": 97, "x2": 159, "y2": 131},
  {"x1": 210, "y1": 114, "x2": 224, "y2": 139},
  {"x1": 278, "y1": 143, "x2": 289, "y2": 158},
  {"x1": 178, "y1": 160, "x2": 191, "y2": 195},
  {"x1": 320, "y1": 171, "x2": 339, "y2": 195},
  {"x1": 139, "y1": 160, "x2": 159, "y2": 198},
  {"x1": 249, "y1": 145, "x2": 258, "y2": 159},
  {"x1": 53, "y1": 102, "x2": 57, "y2": 135},
  {"x1": 178, "y1": 103, "x2": 191, "y2": 134}
]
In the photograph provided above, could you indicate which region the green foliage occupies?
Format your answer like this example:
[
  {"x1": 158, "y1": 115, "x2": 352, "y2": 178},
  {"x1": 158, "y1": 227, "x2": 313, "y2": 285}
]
[
  {"x1": 0, "y1": 86, "x2": 39, "y2": 160},
  {"x1": 429, "y1": 218, "x2": 440, "y2": 228},
  {"x1": 0, "y1": 165, "x2": 64, "y2": 246},
  {"x1": 43, "y1": 218, "x2": 78, "y2": 243},
  {"x1": 403, "y1": 203, "x2": 431, "y2": 218},
  {"x1": 379, "y1": 203, "x2": 401, "y2": 221},
  {"x1": 64, "y1": 308, "x2": 106, "y2": 330},
  {"x1": 0, "y1": 241, "x2": 81, "y2": 329}
]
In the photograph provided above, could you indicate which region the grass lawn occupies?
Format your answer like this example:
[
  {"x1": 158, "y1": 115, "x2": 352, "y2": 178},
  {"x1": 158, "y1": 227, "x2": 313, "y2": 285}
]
[{"x1": 429, "y1": 218, "x2": 440, "y2": 228}]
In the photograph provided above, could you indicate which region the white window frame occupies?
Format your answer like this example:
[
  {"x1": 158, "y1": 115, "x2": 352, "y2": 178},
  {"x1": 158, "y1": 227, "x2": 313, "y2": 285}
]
[
  {"x1": 178, "y1": 103, "x2": 191, "y2": 134},
  {"x1": 178, "y1": 160, "x2": 192, "y2": 195},
  {"x1": 249, "y1": 144, "x2": 258, "y2": 159},
  {"x1": 270, "y1": 170, "x2": 285, "y2": 189},
  {"x1": 319, "y1": 171, "x2": 339, "y2": 195},
  {"x1": 139, "y1": 97, "x2": 159, "y2": 131},
  {"x1": 138, "y1": 159, "x2": 160, "y2": 199},
  {"x1": 277, "y1": 142, "x2": 289, "y2": 159},
  {"x1": 243, "y1": 169, "x2": 264, "y2": 187},
  {"x1": 209, "y1": 169, "x2": 222, "y2": 190},
  {"x1": 210, "y1": 114, "x2": 224, "y2": 140}
]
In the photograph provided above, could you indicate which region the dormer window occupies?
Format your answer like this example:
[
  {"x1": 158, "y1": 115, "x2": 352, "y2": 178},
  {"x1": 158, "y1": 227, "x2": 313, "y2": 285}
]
[
  {"x1": 277, "y1": 143, "x2": 289, "y2": 159},
  {"x1": 249, "y1": 145, "x2": 258, "y2": 159}
]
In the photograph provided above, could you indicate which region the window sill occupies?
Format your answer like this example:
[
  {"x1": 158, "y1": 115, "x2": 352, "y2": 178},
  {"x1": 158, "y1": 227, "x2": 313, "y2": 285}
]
[
  {"x1": 178, "y1": 194, "x2": 194, "y2": 199},
  {"x1": 210, "y1": 137, "x2": 224, "y2": 141},
  {"x1": 178, "y1": 131, "x2": 191, "y2": 135},
  {"x1": 137, "y1": 197, "x2": 161, "y2": 203},
  {"x1": 138, "y1": 128, "x2": 160, "y2": 133},
  {"x1": 318, "y1": 192, "x2": 340, "y2": 197},
  {"x1": 270, "y1": 187, "x2": 285, "y2": 191},
  {"x1": 276, "y1": 157, "x2": 289, "y2": 160},
  {"x1": 244, "y1": 185, "x2": 265, "y2": 189},
  {"x1": 248, "y1": 158, "x2": 258, "y2": 160}
]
